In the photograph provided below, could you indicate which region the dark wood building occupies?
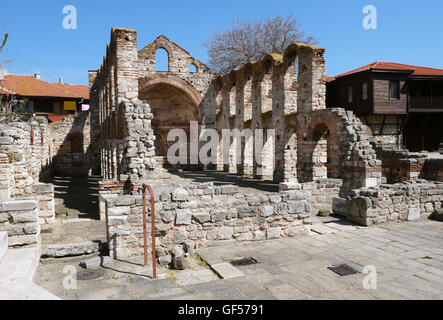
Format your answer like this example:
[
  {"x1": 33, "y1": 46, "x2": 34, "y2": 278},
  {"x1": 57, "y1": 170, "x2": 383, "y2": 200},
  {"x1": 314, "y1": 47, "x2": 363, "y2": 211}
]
[{"x1": 326, "y1": 62, "x2": 443, "y2": 152}]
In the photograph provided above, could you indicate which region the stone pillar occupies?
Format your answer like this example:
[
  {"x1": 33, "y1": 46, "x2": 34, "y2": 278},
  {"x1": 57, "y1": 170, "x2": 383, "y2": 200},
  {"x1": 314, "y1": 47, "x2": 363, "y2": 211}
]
[
  {"x1": 221, "y1": 78, "x2": 232, "y2": 173},
  {"x1": 242, "y1": 73, "x2": 253, "y2": 177},
  {"x1": 272, "y1": 64, "x2": 286, "y2": 182},
  {"x1": 297, "y1": 44, "x2": 326, "y2": 113},
  {"x1": 235, "y1": 71, "x2": 245, "y2": 174},
  {"x1": 251, "y1": 68, "x2": 263, "y2": 179},
  {"x1": 111, "y1": 28, "x2": 139, "y2": 101}
]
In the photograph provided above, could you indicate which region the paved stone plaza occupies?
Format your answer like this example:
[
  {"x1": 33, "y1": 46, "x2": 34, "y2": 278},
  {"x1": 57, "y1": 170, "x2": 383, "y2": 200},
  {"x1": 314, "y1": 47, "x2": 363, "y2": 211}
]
[{"x1": 34, "y1": 218, "x2": 443, "y2": 300}]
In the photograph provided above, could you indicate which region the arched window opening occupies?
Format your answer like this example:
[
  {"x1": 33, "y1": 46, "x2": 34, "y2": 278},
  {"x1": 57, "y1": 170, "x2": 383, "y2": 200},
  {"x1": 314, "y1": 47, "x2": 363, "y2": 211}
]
[
  {"x1": 155, "y1": 48, "x2": 169, "y2": 71},
  {"x1": 188, "y1": 63, "x2": 197, "y2": 73}
]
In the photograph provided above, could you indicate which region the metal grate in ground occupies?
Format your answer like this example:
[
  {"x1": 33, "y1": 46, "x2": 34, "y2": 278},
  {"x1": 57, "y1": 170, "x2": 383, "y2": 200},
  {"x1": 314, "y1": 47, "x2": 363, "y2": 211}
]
[
  {"x1": 229, "y1": 257, "x2": 259, "y2": 267},
  {"x1": 327, "y1": 264, "x2": 359, "y2": 276}
]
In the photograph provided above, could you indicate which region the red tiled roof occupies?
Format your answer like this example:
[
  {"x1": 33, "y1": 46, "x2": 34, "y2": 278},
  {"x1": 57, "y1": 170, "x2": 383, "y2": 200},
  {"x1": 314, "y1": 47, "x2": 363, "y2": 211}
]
[
  {"x1": 325, "y1": 76, "x2": 336, "y2": 82},
  {"x1": 335, "y1": 61, "x2": 443, "y2": 79},
  {"x1": 0, "y1": 74, "x2": 89, "y2": 99}
]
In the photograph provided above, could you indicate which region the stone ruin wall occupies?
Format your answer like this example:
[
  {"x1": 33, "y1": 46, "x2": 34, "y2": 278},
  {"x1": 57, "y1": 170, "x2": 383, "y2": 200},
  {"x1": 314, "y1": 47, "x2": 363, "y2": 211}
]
[
  {"x1": 85, "y1": 27, "x2": 443, "y2": 259},
  {"x1": 212, "y1": 44, "x2": 382, "y2": 195},
  {"x1": 50, "y1": 111, "x2": 99, "y2": 177},
  {"x1": 346, "y1": 179, "x2": 443, "y2": 226},
  {"x1": 0, "y1": 117, "x2": 55, "y2": 248},
  {"x1": 91, "y1": 28, "x2": 157, "y2": 183},
  {"x1": 371, "y1": 143, "x2": 443, "y2": 184},
  {"x1": 100, "y1": 179, "x2": 346, "y2": 259}
]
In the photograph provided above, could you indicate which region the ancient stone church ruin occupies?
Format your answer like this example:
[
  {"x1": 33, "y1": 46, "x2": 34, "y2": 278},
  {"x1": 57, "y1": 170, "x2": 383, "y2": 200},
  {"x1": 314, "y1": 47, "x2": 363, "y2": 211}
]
[{"x1": 0, "y1": 27, "x2": 442, "y2": 262}]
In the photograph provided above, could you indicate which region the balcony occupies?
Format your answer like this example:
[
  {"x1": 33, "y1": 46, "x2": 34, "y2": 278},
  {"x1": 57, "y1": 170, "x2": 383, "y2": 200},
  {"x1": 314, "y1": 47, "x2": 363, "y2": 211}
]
[{"x1": 409, "y1": 96, "x2": 443, "y2": 112}]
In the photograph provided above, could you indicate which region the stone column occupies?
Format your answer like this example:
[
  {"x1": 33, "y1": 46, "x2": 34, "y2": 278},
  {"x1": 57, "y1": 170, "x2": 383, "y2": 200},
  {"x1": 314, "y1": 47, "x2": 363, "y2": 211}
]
[{"x1": 111, "y1": 28, "x2": 139, "y2": 101}]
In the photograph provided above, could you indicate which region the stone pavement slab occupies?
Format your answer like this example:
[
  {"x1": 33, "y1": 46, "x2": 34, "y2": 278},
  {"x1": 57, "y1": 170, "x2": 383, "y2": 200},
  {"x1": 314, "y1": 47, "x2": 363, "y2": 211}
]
[{"x1": 33, "y1": 219, "x2": 443, "y2": 300}]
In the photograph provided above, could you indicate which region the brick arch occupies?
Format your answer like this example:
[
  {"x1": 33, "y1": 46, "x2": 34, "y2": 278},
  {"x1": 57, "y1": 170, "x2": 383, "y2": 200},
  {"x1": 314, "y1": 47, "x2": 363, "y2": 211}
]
[
  {"x1": 300, "y1": 108, "x2": 381, "y2": 194},
  {"x1": 139, "y1": 74, "x2": 203, "y2": 120}
]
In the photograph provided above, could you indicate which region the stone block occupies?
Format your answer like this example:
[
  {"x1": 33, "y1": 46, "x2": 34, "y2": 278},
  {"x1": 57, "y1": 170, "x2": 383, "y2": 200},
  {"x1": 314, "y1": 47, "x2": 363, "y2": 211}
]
[
  {"x1": 193, "y1": 212, "x2": 210, "y2": 224},
  {"x1": 170, "y1": 244, "x2": 184, "y2": 258},
  {"x1": 175, "y1": 209, "x2": 192, "y2": 225},
  {"x1": 332, "y1": 197, "x2": 347, "y2": 217},
  {"x1": 113, "y1": 196, "x2": 136, "y2": 206},
  {"x1": 108, "y1": 216, "x2": 128, "y2": 225},
  {"x1": 44, "y1": 241, "x2": 100, "y2": 258},
  {"x1": 279, "y1": 182, "x2": 301, "y2": 191},
  {"x1": 0, "y1": 200, "x2": 37, "y2": 212},
  {"x1": 407, "y1": 208, "x2": 421, "y2": 221},
  {"x1": 268, "y1": 195, "x2": 282, "y2": 203},
  {"x1": 218, "y1": 227, "x2": 233, "y2": 240},
  {"x1": 220, "y1": 185, "x2": 239, "y2": 195},
  {"x1": 158, "y1": 254, "x2": 172, "y2": 267},
  {"x1": 10, "y1": 211, "x2": 38, "y2": 223},
  {"x1": 285, "y1": 226, "x2": 310, "y2": 237},
  {"x1": 210, "y1": 209, "x2": 227, "y2": 222},
  {"x1": 80, "y1": 256, "x2": 112, "y2": 269},
  {"x1": 31, "y1": 183, "x2": 54, "y2": 194},
  {"x1": 236, "y1": 232, "x2": 253, "y2": 241},
  {"x1": 8, "y1": 234, "x2": 38, "y2": 246},
  {"x1": 267, "y1": 228, "x2": 281, "y2": 239},
  {"x1": 108, "y1": 206, "x2": 131, "y2": 216},
  {"x1": 172, "y1": 187, "x2": 189, "y2": 201},
  {"x1": 260, "y1": 205, "x2": 274, "y2": 217},
  {"x1": 238, "y1": 206, "x2": 258, "y2": 218},
  {"x1": 287, "y1": 201, "x2": 305, "y2": 214},
  {"x1": 160, "y1": 210, "x2": 174, "y2": 223},
  {"x1": 172, "y1": 256, "x2": 187, "y2": 270},
  {"x1": 253, "y1": 230, "x2": 265, "y2": 241}
]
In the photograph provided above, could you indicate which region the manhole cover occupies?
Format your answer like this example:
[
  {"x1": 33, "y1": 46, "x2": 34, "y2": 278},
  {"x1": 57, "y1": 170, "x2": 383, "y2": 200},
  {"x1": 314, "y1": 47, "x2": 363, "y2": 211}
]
[
  {"x1": 230, "y1": 257, "x2": 258, "y2": 267},
  {"x1": 327, "y1": 264, "x2": 359, "y2": 276},
  {"x1": 76, "y1": 269, "x2": 105, "y2": 281}
]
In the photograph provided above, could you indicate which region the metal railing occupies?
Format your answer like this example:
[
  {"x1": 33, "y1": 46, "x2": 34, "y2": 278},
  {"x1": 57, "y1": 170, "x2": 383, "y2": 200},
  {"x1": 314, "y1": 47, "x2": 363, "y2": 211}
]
[{"x1": 142, "y1": 183, "x2": 157, "y2": 279}]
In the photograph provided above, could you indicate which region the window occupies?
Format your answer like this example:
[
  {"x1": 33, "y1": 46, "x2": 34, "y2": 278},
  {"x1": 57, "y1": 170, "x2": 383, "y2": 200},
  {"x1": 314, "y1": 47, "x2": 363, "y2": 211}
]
[
  {"x1": 155, "y1": 48, "x2": 169, "y2": 71},
  {"x1": 188, "y1": 63, "x2": 197, "y2": 73},
  {"x1": 361, "y1": 82, "x2": 368, "y2": 101},
  {"x1": 347, "y1": 86, "x2": 353, "y2": 103},
  {"x1": 389, "y1": 80, "x2": 400, "y2": 100}
]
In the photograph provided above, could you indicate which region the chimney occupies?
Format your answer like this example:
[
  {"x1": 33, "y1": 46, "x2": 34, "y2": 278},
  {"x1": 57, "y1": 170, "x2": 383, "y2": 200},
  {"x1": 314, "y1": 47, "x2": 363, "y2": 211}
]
[
  {"x1": 59, "y1": 77, "x2": 63, "y2": 84},
  {"x1": 34, "y1": 72, "x2": 40, "y2": 80}
]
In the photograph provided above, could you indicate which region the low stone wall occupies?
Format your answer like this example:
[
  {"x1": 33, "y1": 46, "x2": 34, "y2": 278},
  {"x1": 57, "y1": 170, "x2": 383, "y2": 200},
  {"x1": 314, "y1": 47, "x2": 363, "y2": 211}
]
[
  {"x1": 0, "y1": 118, "x2": 52, "y2": 200},
  {"x1": 102, "y1": 181, "x2": 313, "y2": 258},
  {"x1": 372, "y1": 143, "x2": 443, "y2": 183},
  {"x1": 0, "y1": 199, "x2": 40, "y2": 247},
  {"x1": 346, "y1": 179, "x2": 443, "y2": 226},
  {"x1": 29, "y1": 183, "x2": 55, "y2": 225},
  {"x1": 280, "y1": 178, "x2": 343, "y2": 211},
  {"x1": 422, "y1": 159, "x2": 443, "y2": 182}
]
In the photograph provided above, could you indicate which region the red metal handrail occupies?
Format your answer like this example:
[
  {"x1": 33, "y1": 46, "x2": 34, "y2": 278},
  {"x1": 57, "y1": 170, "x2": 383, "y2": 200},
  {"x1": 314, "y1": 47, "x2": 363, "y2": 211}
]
[{"x1": 142, "y1": 183, "x2": 157, "y2": 279}]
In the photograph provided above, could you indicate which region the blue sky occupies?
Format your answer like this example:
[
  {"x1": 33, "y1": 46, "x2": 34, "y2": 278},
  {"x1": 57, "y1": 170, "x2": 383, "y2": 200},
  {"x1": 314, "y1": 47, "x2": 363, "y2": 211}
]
[{"x1": 2, "y1": 0, "x2": 443, "y2": 84}]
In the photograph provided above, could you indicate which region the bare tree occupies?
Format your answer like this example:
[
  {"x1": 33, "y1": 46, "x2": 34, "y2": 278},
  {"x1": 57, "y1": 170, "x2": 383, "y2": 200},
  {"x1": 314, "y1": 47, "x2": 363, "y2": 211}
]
[
  {"x1": 0, "y1": 30, "x2": 18, "y2": 117},
  {"x1": 204, "y1": 14, "x2": 319, "y2": 74},
  {"x1": 0, "y1": 29, "x2": 10, "y2": 69}
]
